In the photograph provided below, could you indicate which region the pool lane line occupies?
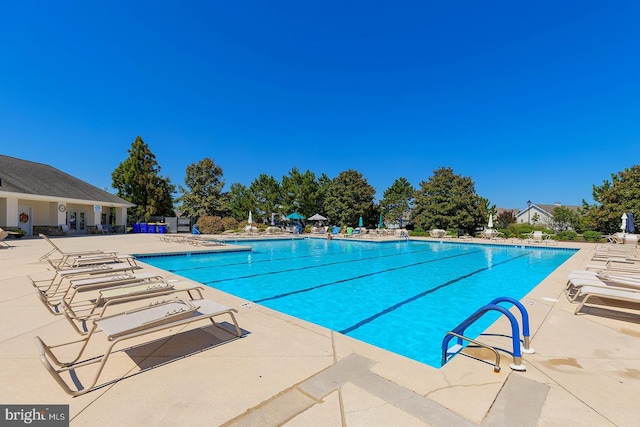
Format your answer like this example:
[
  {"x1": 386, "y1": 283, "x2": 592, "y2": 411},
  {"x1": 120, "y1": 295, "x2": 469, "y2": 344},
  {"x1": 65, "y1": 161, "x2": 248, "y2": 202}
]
[
  {"x1": 193, "y1": 244, "x2": 466, "y2": 284},
  {"x1": 251, "y1": 249, "x2": 483, "y2": 303},
  {"x1": 160, "y1": 240, "x2": 418, "y2": 273},
  {"x1": 202, "y1": 246, "x2": 483, "y2": 286},
  {"x1": 338, "y1": 251, "x2": 533, "y2": 335}
]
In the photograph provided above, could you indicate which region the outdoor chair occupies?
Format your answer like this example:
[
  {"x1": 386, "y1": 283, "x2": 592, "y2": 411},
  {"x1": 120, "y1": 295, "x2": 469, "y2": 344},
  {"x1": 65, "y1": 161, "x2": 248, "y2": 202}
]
[
  {"x1": 35, "y1": 297, "x2": 242, "y2": 396},
  {"x1": 38, "y1": 233, "x2": 118, "y2": 266},
  {"x1": 571, "y1": 285, "x2": 640, "y2": 315},
  {"x1": 60, "y1": 280, "x2": 205, "y2": 335}
]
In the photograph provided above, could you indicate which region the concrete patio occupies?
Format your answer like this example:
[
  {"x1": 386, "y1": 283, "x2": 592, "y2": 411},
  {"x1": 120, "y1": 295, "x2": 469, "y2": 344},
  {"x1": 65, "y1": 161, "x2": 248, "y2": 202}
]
[{"x1": 1, "y1": 233, "x2": 638, "y2": 426}]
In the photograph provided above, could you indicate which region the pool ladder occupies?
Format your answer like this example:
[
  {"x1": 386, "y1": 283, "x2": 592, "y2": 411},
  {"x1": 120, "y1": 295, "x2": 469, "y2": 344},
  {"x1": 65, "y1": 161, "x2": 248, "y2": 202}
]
[{"x1": 441, "y1": 296, "x2": 535, "y2": 372}]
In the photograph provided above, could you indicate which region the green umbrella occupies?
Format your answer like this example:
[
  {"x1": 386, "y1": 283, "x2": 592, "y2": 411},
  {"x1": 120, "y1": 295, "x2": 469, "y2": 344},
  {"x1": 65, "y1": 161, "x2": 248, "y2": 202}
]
[
  {"x1": 358, "y1": 216, "x2": 363, "y2": 227},
  {"x1": 378, "y1": 214, "x2": 383, "y2": 229}
]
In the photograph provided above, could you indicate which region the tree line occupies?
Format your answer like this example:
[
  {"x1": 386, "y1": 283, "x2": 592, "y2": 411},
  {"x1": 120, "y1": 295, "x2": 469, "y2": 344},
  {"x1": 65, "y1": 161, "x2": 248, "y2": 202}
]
[{"x1": 111, "y1": 136, "x2": 639, "y2": 235}]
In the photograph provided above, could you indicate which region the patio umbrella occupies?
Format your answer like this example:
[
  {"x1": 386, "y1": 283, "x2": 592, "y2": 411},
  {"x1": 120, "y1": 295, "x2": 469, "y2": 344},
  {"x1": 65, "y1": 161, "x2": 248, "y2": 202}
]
[
  {"x1": 626, "y1": 213, "x2": 635, "y2": 233},
  {"x1": 488, "y1": 214, "x2": 493, "y2": 229},
  {"x1": 248, "y1": 211, "x2": 252, "y2": 224},
  {"x1": 286, "y1": 212, "x2": 305, "y2": 220},
  {"x1": 621, "y1": 213, "x2": 627, "y2": 232},
  {"x1": 358, "y1": 216, "x2": 363, "y2": 227},
  {"x1": 307, "y1": 213, "x2": 327, "y2": 221},
  {"x1": 378, "y1": 213, "x2": 383, "y2": 229}
]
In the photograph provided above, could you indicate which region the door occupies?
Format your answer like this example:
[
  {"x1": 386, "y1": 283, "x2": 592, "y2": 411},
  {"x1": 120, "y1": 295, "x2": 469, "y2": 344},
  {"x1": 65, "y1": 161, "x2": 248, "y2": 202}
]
[
  {"x1": 18, "y1": 206, "x2": 33, "y2": 235},
  {"x1": 67, "y1": 210, "x2": 87, "y2": 233}
]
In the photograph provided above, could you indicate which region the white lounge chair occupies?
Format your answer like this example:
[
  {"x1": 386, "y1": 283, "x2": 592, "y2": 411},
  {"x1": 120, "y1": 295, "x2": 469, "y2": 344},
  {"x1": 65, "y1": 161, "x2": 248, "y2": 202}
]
[
  {"x1": 35, "y1": 297, "x2": 242, "y2": 396},
  {"x1": 572, "y1": 285, "x2": 640, "y2": 315},
  {"x1": 564, "y1": 273, "x2": 640, "y2": 301}
]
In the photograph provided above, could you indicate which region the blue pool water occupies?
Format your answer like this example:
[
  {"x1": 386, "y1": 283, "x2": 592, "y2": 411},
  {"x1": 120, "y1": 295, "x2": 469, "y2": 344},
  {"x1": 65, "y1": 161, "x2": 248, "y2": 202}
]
[{"x1": 140, "y1": 239, "x2": 575, "y2": 367}]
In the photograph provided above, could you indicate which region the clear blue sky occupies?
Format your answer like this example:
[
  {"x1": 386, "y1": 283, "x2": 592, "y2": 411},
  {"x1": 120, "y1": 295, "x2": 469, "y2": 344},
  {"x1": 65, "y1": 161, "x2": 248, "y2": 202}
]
[{"x1": 1, "y1": 1, "x2": 638, "y2": 210}]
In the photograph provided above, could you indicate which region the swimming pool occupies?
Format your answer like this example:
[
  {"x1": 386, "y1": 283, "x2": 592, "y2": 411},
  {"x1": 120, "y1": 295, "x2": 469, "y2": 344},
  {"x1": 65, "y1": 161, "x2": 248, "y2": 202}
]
[{"x1": 140, "y1": 239, "x2": 576, "y2": 367}]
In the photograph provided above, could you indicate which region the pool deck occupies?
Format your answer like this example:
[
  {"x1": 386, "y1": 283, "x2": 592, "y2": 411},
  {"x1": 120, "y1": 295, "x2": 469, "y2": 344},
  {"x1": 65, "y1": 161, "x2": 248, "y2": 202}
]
[{"x1": 1, "y1": 233, "x2": 639, "y2": 426}]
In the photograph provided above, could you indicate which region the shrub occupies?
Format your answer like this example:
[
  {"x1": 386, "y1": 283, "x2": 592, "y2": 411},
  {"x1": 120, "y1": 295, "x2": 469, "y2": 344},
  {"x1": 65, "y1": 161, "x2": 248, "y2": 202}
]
[
  {"x1": 197, "y1": 216, "x2": 224, "y2": 234},
  {"x1": 220, "y1": 217, "x2": 239, "y2": 231},
  {"x1": 498, "y1": 228, "x2": 512, "y2": 238},
  {"x1": 410, "y1": 227, "x2": 428, "y2": 236},
  {"x1": 557, "y1": 230, "x2": 578, "y2": 241},
  {"x1": 582, "y1": 230, "x2": 602, "y2": 242}
]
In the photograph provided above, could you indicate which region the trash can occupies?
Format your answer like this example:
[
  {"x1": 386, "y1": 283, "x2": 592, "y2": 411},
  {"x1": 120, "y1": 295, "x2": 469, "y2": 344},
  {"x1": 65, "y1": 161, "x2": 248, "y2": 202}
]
[
  {"x1": 132, "y1": 223, "x2": 140, "y2": 233},
  {"x1": 140, "y1": 222, "x2": 148, "y2": 233},
  {"x1": 192, "y1": 224, "x2": 200, "y2": 235},
  {"x1": 147, "y1": 223, "x2": 156, "y2": 233},
  {"x1": 157, "y1": 223, "x2": 167, "y2": 234}
]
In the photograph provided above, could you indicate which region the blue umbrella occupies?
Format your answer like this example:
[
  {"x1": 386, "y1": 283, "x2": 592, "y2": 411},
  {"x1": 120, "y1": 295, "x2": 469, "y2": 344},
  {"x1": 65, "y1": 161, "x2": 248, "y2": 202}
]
[
  {"x1": 286, "y1": 212, "x2": 305, "y2": 220},
  {"x1": 378, "y1": 214, "x2": 384, "y2": 229},
  {"x1": 358, "y1": 216, "x2": 363, "y2": 227},
  {"x1": 626, "y1": 212, "x2": 635, "y2": 233}
]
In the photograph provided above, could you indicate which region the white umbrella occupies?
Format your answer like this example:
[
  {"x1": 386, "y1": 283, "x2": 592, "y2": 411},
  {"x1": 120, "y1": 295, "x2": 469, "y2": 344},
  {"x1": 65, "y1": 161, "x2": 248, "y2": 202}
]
[
  {"x1": 488, "y1": 214, "x2": 494, "y2": 229},
  {"x1": 621, "y1": 212, "x2": 627, "y2": 232},
  {"x1": 248, "y1": 211, "x2": 253, "y2": 224}
]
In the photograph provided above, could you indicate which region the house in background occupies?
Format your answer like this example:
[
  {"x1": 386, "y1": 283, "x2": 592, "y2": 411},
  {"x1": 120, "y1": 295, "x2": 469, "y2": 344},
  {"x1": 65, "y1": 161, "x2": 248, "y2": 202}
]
[
  {"x1": 514, "y1": 202, "x2": 580, "y2": 227},
  {"x1": 0, "y1": 155, "x2": 134, "y2": 235}
]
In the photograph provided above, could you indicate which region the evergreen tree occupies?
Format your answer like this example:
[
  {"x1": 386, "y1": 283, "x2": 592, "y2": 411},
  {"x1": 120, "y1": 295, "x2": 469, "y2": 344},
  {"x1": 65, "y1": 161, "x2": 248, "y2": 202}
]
[
  {"x1": 112, "y1": 136, "x2": 175, "y2": 223},
  {"x1": 249, "y1": 174, "x2": 282, "y2": 221},
  {"x1": 380, "y1": 177, "x2": 415, "y2": 226},
  {"x1": 178, "y1": 158, "x2": 225, "y2": 218},
  {"x1": 281, "y1": 167, "x2": 322, "y2": 217},
  {"x1": 227, "y1": 183, "x2": 255, "y2": 221},
  {"x1": 582, "y1": 165, "x2": 640, "y2": 233},
  {"x1": 324, "y1": 169, "x2": 376, "y2": 227},
  {"x1": 412, "y1": 167, "x2": 486, "y2": 234}
]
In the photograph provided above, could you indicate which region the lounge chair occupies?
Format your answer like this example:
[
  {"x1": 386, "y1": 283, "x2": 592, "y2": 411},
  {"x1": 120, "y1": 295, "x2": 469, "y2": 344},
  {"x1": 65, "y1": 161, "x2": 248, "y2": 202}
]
[
  {"x1": 34, "y1": 271, "x2": 159, "y2": 315},
  {"x1": 38, "y1": 233, "x2": 118, "y2": 266},
  {"x1": 60, "y1": 281, "x2": 205, "y2": 334},
  {"x1": 29, "y1": 263, "x2": 142, "y2": 301},
  {"x1": 0, "y1": 229, "x2": 11, "y2": 247},
  {"x1": 564, "y1": 272, "x2": 640, "y2": 301},
  {"x1": 525, "y1": 231, "x2": 557, "y2": 245},
  {"x1": 187, "y1": 236, "x2": 226, "y2": 246},
  {"x1": 572, "y1": 285, "x2": 640, "y2": 315},
  {"x1": 35, "y1": 297, "x2": 242, "y2": 396},
  {"x1": 47, "y1": 253, "x2": 138, "y2": 269}
]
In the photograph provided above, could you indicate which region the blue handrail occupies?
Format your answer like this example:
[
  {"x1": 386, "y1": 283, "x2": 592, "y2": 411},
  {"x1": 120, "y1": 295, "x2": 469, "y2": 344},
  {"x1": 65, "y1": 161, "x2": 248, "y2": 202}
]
[
  {"x1": 487, "y1": 296, "x2": 533, "y2": 353},
  {"x1": 441, "y1": 296, "x2": 533, "y2": 371}
]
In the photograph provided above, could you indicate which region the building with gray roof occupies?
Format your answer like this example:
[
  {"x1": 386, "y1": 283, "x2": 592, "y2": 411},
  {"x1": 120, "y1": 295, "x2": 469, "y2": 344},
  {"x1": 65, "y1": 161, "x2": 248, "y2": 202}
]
[{"x1": 0, "y1": 155, "x2": 134, "y2": 235}]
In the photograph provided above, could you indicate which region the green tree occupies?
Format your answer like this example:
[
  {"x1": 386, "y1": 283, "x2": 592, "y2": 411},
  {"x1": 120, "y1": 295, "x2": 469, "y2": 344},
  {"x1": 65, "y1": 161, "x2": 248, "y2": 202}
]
[
  {"x1": 583, "y1": 165, "x2": 640, "y2": 233},
  {"x1": 550, "y1": 206, "x2": 581, "y2": 232},
  {"x1": 250, "y1": 174, "x2": 282, "y2": 221},
  {"x1": 412, "y1": 167, "x2": 486, "y2": 234},
  {"x1": 380, "y1": 177, "x2": 415, "y2": 226},
  {"x1": 324, "y1": 169, "x2": 376, "y2": 227},
  {"x1": 227, "y1": 183, "x2": 254, "y2": 221},
  {"x1": 281, "y1": 168, "x2": 321, "y2": 217},
  {"x1": 112, "y1": 136, "x2": 175, "y2": 223},
  {"x1": 177, "y1": 158, "x2": 225, "y2": 218}
]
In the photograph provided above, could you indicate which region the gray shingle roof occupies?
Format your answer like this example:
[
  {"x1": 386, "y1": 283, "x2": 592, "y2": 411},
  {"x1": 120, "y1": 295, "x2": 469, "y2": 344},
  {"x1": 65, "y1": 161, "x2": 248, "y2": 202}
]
[{"x1": 0, "y1": 154, "x2": 133, "y2": 206}]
